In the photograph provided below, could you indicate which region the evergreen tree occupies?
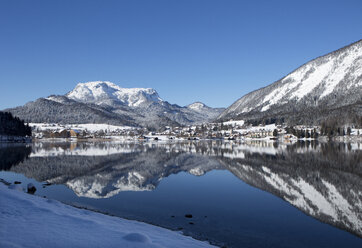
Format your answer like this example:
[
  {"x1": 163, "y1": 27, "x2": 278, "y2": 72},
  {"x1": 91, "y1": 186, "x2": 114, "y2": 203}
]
[
  {"x1": 347, "y1": 127, "x2": 352, "y2": 136},
  {"x1": 273, "y1": 129, "x2": 278, "y2": 137},
  {"x1": 301, "y1": 130, "x2": 306, "y2": 138},
  {"x1": 306, "y1": 130, "x2": 311, "y2": 138},
  {"x1": 0, "y1": 112, "x2": 32, "y2": 137},
  {"x1": 313, "y1": 128, "x2": 319, "y2": 139}
]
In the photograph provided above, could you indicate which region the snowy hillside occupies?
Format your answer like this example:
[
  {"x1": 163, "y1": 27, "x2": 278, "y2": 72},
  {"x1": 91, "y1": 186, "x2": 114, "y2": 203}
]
[{"x1": 219, "y1": 40, "x2": 362, "y2": 125}]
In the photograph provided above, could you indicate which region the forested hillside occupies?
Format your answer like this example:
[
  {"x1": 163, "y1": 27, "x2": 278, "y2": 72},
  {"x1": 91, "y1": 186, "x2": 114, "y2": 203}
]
[{"x1": 0, "y1": 112, "x2": 32, "y2": 137}]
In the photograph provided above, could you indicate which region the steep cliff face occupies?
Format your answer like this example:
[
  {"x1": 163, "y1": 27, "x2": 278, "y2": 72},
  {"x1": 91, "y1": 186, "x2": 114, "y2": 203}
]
[{"x1": 219, "y1": 40, "x2": 362, "y2": 125}]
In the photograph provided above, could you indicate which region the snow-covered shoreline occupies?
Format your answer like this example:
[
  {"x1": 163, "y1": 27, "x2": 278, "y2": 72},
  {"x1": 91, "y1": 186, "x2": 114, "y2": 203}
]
[{"x1": 0, "y1": 183, "x2": 215, "y2": 248}]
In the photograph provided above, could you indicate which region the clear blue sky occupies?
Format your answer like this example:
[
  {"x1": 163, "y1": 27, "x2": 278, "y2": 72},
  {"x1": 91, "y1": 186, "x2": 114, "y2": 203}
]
[{"x1": 0, "y1": 0, "x2": 361, "y2": 109}]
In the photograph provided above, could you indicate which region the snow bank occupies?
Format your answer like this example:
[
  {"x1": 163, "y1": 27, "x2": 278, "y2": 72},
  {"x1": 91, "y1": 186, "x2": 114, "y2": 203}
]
[
  {"x1": 30, "y1": 123, "x2": 134, "y2": 133},
  {"x1": 222, "y1": 120, "x2": 245, "y2": 126},
  {"x1": 0, "y1": 184, "x2": 214, "y2": 248}
]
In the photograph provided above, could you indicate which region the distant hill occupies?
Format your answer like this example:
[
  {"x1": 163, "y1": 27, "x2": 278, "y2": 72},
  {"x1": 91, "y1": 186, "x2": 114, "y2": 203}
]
[{"x1": 218, "y1": 40, "x2": 362, "y2": 126}]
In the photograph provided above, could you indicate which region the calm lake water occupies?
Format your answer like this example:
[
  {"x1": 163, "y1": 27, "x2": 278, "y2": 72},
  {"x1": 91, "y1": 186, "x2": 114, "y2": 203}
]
[{"x1": 0, "y1": 140, "x2": 361, "y2": 248}]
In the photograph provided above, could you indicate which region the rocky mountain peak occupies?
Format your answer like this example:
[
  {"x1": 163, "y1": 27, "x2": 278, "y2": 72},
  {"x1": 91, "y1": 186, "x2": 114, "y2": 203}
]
[
  {"x1": 187, "y1": 102, "x2": 208, "y2": 111},
  {"x1": 66, "y1": 81, "x2": 162, "y2": 107}
]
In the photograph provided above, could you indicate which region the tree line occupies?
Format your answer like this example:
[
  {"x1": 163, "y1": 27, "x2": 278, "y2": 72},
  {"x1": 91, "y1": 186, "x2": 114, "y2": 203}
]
[
  {"x1": 0, "y1": 112, "x2": 32, "y2": 137},
  {"x1": 285, "y1": 127, "x2": 319, "y2": 139},
  {"x1": 320, "y1": 120, "x2": 353, "y2": 137}
]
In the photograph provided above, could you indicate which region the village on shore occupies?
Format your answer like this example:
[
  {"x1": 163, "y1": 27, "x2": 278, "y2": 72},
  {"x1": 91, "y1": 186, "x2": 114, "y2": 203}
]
[{"x1": 23, "y1": 120, "x2": 362, "y2": 143}]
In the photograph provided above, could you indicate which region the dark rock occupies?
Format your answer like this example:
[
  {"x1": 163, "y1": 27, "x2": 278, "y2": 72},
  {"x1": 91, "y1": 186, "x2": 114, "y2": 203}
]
[
  {"x1": 185, "y1": 214, "x2": 193, "y2": 218},
  {"x1": 27, "y1": 183, "x2": 36, "y2": 194},
  {"x1": 14, "y1": 181, "x2": 21, "y2": 184},
  {"x1": 189, "y1": 222, "x2": 194, "y2": 225}
]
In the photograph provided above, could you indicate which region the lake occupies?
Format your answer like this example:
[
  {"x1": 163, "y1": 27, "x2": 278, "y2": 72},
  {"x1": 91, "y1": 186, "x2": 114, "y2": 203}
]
[{"x1": 0, "y1": 140, "x2": 361, "y2": 248}]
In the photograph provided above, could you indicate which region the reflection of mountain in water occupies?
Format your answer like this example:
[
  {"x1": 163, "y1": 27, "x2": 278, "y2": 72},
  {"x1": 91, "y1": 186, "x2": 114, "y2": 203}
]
[
  {"x1": 2, "y1": 141, "x2": 361, "y2": 238},
  {"x1": 8, "y1": 142, "x2": 222, "y2": 198},
  {"x1": 217, "y1": 142, "x2": 362, "y2": 238}
]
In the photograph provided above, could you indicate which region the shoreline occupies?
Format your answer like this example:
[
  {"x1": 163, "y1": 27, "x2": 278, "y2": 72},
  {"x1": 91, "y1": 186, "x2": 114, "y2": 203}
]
[
  {"x1": 0, "y1": 177, "x2": 220, "y2": 247},
  {"x1": 0, "y1": 180, "x2": 216, "y2": 248},
  {"x1": 10, "y1": 135, "x2": 362, "y2": 144}
]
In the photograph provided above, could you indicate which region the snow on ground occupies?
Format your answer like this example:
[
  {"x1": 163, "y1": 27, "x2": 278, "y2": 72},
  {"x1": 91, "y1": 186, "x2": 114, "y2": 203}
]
[
  {"x1": 352, "y1": 128, "x2": 362, "y2": 136},
  {"x1": 74, "y1": 123, "x2": 134, "y2": 132},
  {"x1": 247, "y1": 123, "x2": 276, "y2": 131},
  {"x1": 0, "y1": 184, "x2": 215, "y2": 248},
  {"x1": 144, "y1": 135, "x2": 177, "y2": 141},
  {"x1": 234, "y1": 124, "x2": 277, "y2": 134},
  {"x1": 222, "y1": 120, "x2": 245, "y2": 126},
  {"x1": 30, "y1": 123, "x2": 134, "y2": 133}
]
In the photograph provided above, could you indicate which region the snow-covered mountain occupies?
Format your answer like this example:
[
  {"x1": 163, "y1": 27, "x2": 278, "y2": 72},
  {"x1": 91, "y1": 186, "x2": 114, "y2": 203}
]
[
  {"x1": 218, "y1": 40, "x2": 362, "y2": 125},
  {"x1": 187, "y1": 102, "x2": 207, "y2": 112},
  {"x1": 185, "y1": 102, "x2": 225, "y2": 122},
  {"x1": 6, "y1": 81, "x2": 224, "y2": 129},
  {"x1": 66, "y1": 81, "x2": 162, "y2": 107}
]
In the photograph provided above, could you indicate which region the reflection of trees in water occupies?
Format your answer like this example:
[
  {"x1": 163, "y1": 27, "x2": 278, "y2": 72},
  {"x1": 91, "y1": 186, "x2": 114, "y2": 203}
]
[
  {"x1": 0, "y1": 145, "x2": 32, "y2": 170},
  {"x1": 283, "y1": 142, "x2": 362, "y2": 174}
]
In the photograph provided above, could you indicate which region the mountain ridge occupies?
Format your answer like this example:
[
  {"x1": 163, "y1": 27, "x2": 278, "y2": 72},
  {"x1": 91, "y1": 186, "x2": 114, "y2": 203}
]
[
  {"x1": 218, "y1": 39, "x2": 362, "y2": 126},
  {"x1": 66, "y1": 81, "x2": 163, "y2": 107},
  {"x1": 5, "y1": 81, "x2": 225, "y2": 129}
]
